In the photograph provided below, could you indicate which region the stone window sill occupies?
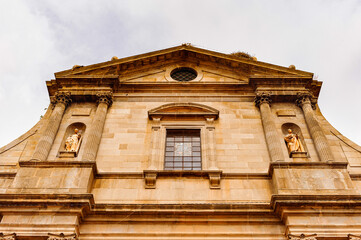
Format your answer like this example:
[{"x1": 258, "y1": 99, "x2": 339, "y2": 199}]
[{"x1": 143, "y1": 170, "x2": 222, "y2": 189}]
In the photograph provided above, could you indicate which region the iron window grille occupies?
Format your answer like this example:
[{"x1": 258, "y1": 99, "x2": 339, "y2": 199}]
[{"x1": 164, "y1": 129, "x2": 202, "y2": 170}]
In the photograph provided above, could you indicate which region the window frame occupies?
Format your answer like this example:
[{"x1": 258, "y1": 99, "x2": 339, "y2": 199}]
[
  {"x1": 145, "y1": 103, "x2": 221, "y2": 189},
  {"x1": 164, "y1": 128, "x2": 203, "y2": 171},
  {"x1": 159, "y1": 123, "x2": 208, "y2": 171}
]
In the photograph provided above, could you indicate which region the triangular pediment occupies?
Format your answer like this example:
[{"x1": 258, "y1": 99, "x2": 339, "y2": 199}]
[{"x1": 54, "y1": 44, "x2": 313, "y2": 81}]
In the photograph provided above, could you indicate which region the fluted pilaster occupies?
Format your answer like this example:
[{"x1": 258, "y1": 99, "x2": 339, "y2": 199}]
[
  {"x1": 82, "y1": 91, "x2": 112, "y2": 162},
  {"x1": 31, "y1": 92, "x2": 71, "y2": 161},
  {"x1": 296, "y1": 92, "x2": 334, "y2": 162},
  {"x1": 255, "y1": 92, "x2": 284, "y2": 162}
]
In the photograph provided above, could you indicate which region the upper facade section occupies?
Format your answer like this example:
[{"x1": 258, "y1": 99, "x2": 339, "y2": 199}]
[{"x1": 47, "y1": 44, "x2": 320, "y2": 103}]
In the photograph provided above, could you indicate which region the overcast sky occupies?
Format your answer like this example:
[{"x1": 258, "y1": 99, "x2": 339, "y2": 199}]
[{"x1": 0, "y1": 0, "x2": 360, "y2": 147}]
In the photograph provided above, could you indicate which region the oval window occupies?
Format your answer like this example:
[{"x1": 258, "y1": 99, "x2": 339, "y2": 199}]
[{"x1": 170, "y1": 67, "x2": 197, "y2": 82}]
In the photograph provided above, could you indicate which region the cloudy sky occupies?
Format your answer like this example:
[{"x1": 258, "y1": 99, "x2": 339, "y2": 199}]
[{"x1": 0, "y1": 0, "x2": 360, "y2": 147}]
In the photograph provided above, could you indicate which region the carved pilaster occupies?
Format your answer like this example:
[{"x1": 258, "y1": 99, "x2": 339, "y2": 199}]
[
  {"x1": 31, "y1": 91, "x2": 71, "y2": 161},
  {"x1": 206, "y1": 117, "x2": 218, "y2": 170},
  {"x1": 255, "y1": 92, "x2": 284, "y2": 162},
  {"x1": 48, "y1": 233, "x2": 77, "y2": 240},
  {"x1": 0, "y1": 233, "x2": 16, "y2": 240},
  {"x1": 148, "y1": 117, "x2": 161, "y2": 170},
  {"x1": 82, "y1": 92, "x2": 113, "y2": 162},
  {"x1": 349, "y1": 234, "x2": 361, "y2": 240},
  {"x1": 288, "y1": 233, "x2": 317, "y2": 240},
  {"x1": 296, "y1": 92, "x2": 334, "y2": 162}
]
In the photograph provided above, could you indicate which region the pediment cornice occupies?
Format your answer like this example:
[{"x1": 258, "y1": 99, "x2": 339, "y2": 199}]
[{"x1": 54, "y1": 44, "x2": 313, "y2": 79}]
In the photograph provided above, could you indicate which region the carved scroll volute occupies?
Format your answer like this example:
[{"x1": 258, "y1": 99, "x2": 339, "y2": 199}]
[
  {"x1": 48, "y1": 233, "x2": 77, "y2": 240},
  {"x1": 288, "y1": 233, "x2": 317, "y2": 240},
  {"x1": 0, "y1": 233, "x2": 16, "y2": 240}
]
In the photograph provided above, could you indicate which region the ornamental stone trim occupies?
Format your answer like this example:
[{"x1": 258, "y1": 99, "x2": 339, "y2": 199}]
[
  {"x1": 288, "y1": 233, "x2": 317, "y2": 240},
  {"x1": 48, "y1": 233, "x2": 77, "y2": 240}
]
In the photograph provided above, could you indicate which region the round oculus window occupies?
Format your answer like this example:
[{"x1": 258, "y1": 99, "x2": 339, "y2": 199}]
[{"x1": 170, "y1": 67, "x2": 197, "y2": 82}]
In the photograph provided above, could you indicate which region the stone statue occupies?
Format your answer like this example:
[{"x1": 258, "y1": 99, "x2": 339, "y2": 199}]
[
  {"x1": 65, "y1": 128, "x2": 81, "y2": 152},
  {"x1": 284, "y1": 128, "x2": 305, "y2": 153}
]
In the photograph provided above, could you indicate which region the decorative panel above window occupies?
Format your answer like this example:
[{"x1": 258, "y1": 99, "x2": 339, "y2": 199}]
[{"x1": 148, "y1": 102, "x2": 219, "y2": 121}]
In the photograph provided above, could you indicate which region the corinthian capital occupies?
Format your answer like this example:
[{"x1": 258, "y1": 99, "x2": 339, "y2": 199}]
[
  {"x1": 48, "y1": 233, "x2": 77, "y2": 240},
  {"x1": 96, "y1": 91, "x2": 113, "y2": 106},
  {"x1": 254, "y1": 92, "x2": 272, "y2": 107},
  {"x1": 288, "y1": 233, "x2": 317, "y2": 240},
  {"x1": 50, "y1": 91, "x2": 72, "y2": 107},
  {"x1": 296, "y1": 92, "x2": 316, "y2": 109}
]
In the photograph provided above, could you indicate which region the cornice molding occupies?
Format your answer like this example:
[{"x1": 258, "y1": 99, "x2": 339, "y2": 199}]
[{"x1": 55, "y1": 45, "x2": 313, "y2": 78}]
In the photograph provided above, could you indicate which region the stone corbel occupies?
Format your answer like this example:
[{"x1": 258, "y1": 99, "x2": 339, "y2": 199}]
[
  {"x1": 208, "y1": 171, "x2": 222, "y2": 189},
  {"x1": 151, "y1": 117, "x2": 162, "y2": 131},
  {"x1": 144, "y1": 171, "x2": 157, "y2": 189},
  {"x1": 349, "y1": 234, "x2": 361, "y2": 240},
  {"x1": 48, "y1": 233, "x2": 77, "y2": 240},
  {"x1": 0, "y1": 233, "x2": 16, "y2": 240},
  {"x1": 288, "y1": 233, "x2": 317, "y2": 240}
]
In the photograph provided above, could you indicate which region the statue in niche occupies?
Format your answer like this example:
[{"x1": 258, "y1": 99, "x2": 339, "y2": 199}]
[
  {"x1": 284, "y1": 128, "x2": 305, "y2": 154},
  {"x1": 65, "y1": 128, "x2": 81, "y2": 152}
]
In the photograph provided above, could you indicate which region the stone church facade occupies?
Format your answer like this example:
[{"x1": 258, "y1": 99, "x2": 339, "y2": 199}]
[{"x1": 0, "y1": 44, "x2": 361, "y2": 239}]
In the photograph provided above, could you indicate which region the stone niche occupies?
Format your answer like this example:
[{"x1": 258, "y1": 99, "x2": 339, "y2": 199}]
[
  {"x1": 282, "y1": 123, "x2": 308, "y2": 159},
  {"x1": 58, "y1": 122, "x2": 86, "y2": 158}
]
